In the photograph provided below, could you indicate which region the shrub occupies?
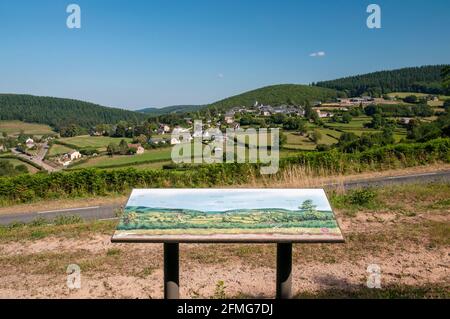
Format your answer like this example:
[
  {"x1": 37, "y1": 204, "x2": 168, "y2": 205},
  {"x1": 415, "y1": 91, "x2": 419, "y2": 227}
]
[
  {"x1": 53, "y1": 215, "x2": 83, "y2": 225},
  {"x1": 348, "y1": 188, "x2": 377, "y2": 206}
]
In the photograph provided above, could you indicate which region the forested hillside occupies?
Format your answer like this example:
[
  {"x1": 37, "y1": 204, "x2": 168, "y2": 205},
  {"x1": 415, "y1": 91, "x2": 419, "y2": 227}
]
[
  {"x1": 138, "y1": 104, "x2": 204, "y2": 116},
  {"x1": 315, "y1": 65, "x2": 448, "y2": 97},
  {"x1": 207, "y1": 84, "x2": 341, "y2": 111},
  {"x1": 0, "y1": 94, "x2": 143, "y2": 131}
]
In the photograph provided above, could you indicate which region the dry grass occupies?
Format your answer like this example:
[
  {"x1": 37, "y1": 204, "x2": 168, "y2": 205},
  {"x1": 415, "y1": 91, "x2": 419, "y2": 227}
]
[
  {"x1": 243, "y1": 162, "x2": 450, "y2": 190},
  {"x1": 0, "y1": 183, "x2": 448, "y2": 298}
]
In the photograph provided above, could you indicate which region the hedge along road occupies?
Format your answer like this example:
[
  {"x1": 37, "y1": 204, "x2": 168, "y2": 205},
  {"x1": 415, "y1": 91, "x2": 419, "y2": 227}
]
[{"x1": 1, "y1": 169, "x2": 450, "y2": 225}]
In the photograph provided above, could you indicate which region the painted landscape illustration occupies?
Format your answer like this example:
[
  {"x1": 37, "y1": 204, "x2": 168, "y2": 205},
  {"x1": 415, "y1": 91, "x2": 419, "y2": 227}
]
[{"x1": 113, "y1": 189, "x2": 343, "y2": 242}]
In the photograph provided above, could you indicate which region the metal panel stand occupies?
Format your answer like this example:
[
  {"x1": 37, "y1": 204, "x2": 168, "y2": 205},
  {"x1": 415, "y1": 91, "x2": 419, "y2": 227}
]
[
  {"x1": 163, "y1": 243, "x2": 179, "y2": 299},
  {"x1": 276, "y1": 243, "x2": 292, "y2": 299}
]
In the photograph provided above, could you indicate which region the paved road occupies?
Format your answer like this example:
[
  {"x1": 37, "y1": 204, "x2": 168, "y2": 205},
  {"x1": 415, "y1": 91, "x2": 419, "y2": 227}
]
[
  {"x1": 0, "y1": 204, "x2": 122, "y2": 225},
  {"x1": 12, "y1": 143, "x2": 59, "y2": 172},
  {"x1": 1, "y1": 169, "x2": 449, "y2": 225}
]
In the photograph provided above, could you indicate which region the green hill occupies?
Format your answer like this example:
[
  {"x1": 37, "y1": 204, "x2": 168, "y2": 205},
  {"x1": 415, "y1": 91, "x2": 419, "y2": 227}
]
[
  {"x1": 0, "y1": 94, "x2": 144, "y2": 131},
  {"x1": 206, "y1": 84, "x2": 342, "y2": 111},
  {"x1": 315, "y1": 65, "x2": 448, "y2": 97},
  {"x1": 137, "y1": 104, "x2": 204, "y2": 116}
]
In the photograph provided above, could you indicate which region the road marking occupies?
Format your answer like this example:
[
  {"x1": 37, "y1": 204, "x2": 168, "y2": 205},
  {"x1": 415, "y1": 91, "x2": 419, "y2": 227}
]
[
  {"x1": 37, "y1": 206, "x2": 100, "y2": 214},
  {"x1": 387, "y1": 172, "x2": 438, "y2": 180}
]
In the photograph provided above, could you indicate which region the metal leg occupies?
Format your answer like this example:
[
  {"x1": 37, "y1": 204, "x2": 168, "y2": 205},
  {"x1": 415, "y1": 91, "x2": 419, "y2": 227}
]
[
  {"x1": 164, "y1": 243, "x2": 179, "y2": 299},
  {"x1": 276, "y1": 243, "x2": 292, "y2": 299}
]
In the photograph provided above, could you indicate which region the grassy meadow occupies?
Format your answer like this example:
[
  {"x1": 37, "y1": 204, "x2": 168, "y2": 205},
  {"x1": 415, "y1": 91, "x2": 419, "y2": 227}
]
[
  {"x1": 0, "y1": 120, "x2": 54, "y2": 136},
  {"x1": 58, "y1": 135, "x2": 133, "y2": 151},
  {"x1": 72, "y1": 147, "x2": 173, "y2": 169}
]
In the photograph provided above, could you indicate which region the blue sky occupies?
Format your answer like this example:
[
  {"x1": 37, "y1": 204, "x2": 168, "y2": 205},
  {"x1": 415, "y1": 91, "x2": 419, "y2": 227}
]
[
  {"x1": 127, "y1": 189, "x2": 333, "y2": 211},
  {"x1": 0, "y1": 0, "x2": 449, "y2": 109}
]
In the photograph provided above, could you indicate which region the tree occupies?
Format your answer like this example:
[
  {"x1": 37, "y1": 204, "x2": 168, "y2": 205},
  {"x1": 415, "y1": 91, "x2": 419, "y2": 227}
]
[
  {"x1": 444, "y1": 100, "x2": 450, "y2": 112},
  {"x1": 107, "y1": 143, "x2": 118, "y2": 156},
  {"x1": 315, "y1": 65, "x2": 446, "y2": 96},
  {"x1": 119, "y1": 139, "x2": 129, "y2": 155},
  {"x1": 279, "y1": 132, "x2": 287, "y2": 148},
  {"x1": 310, "y1": 130, "x2": 322, "y2": 143},
  {"x1": 339, "y1": 132, "x2": 359, "y2": 144},
  {"x1": 60, "y1": 124, "x2": 82, "y2": 137},
  {"x1": 404, "y1": 95, "x2": 418, "y2": 104},
  {"x1": 442, "y1": 65, "x2": 450, "y2": 94},
  {"x1": 115, "y1": 121, "x2": 128, "y2": 137},
  {"x1": 134, "y1": 134, "x2": 148, "y2": 145},
  {"x1": 271, "y1": 113, "x2": 287, "y2": 125},
  {"x1": 299, "y1": 200, "x2": 317, "y2": 213},
  {"x1": 365, "y1": 114, "x2": 387, "y2": 129},
  {"x1": 283, "y1": 117, "x2": 306, "y2": 131},
  {"x1": 342, "y1": 113, "x2": 353, "y2": 124}
]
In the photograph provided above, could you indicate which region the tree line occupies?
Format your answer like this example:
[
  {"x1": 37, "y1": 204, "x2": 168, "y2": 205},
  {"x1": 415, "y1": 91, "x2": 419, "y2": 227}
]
[
  {"x1": 314, "y1": 65, "x2": 449, "y2": 97},
  {"x1": 0, "y1": 94, "x2": 143, "y2": 134}
]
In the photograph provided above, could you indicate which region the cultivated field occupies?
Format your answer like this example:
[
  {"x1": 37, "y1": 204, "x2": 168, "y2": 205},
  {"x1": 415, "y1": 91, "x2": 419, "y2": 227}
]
[
  {"x1": 0, "y1": 157, "x2": 40, "y2": 174},
  {"x1": 47, "y1": 144, "x2": 74, "y2": 157},
  {"x1": 387, "y1": 92, "x2": 450, "y2": 107},
  {"x1": 58, "y1": 136, "x2": 133, "y2": 151},
  {"x1": 73, "y1": 148, "x2": 173, "y2": 169},
  {"x1": 284, "y1": 132, "x2": 316, "y2": 150},
  {"x1": 0, "y1": 120, "x2": 54, "y2": 136}
]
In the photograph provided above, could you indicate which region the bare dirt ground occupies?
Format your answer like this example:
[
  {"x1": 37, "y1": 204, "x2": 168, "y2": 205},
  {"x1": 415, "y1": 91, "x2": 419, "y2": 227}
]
[{"x1": 0, "y1": 183, "x2": 448, "y2": 298}]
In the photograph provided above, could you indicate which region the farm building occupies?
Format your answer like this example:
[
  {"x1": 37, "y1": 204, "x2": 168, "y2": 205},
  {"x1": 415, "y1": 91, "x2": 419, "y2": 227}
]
[
  {"x1": 67, "y1": 150, "x2": 82, "y2": 160},
  {"x1": 25, "y1": 138, "x2": 34, "y2": 148},
  {"x1": 127, "y1": 143, "x2": 145, "y2": 154}
]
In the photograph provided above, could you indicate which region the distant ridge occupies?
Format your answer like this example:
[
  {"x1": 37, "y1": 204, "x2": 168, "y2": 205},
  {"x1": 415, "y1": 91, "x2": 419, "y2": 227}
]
[
  {"x1": 315, "y1": 64, "x2": 448, "y2": 97},
  {"x1": 0, "y1": 94, "x2": 143, "y2": 130},
  {"x1": 205, "y1": 84, "x2": 341, "y2": 112},
  {"x1": 137, "y1": 104, "x2": 204, "y2": 116},
  {"x1": 125, "y1": 206, "x2": 333, "y2": 215}
]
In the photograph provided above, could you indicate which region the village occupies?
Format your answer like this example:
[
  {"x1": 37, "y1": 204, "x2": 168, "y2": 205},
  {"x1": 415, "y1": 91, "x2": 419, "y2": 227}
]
[{"x1": 0, "y1": 91, "x2": 446, "y2": 174}]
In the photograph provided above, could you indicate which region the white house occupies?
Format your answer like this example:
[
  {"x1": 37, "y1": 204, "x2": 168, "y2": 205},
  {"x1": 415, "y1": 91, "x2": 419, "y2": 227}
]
[
  {"x1": 224, "y1": 112, "x2": 235, "y2": 124},
  {"x1": 67, "y1": 150, "x2": 82, "y2": 161},
  {"x1": 25, "y1": 138, "x2": 34, "y2": 148},
  {"x1": 162, "y1": 124, "x2": 171, "y2": 133}
]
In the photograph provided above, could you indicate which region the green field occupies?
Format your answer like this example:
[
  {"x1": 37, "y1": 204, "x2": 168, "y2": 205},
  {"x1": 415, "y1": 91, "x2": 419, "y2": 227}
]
[
  {"x1": 284, "y1": 128, "x2": 340, "y2": 150},
  {"x1": 0, "y1": 120, "x2": 54, "y2": 136},
  {"x1": 0, "y1": 157, "x2": 39, "y2": 174},
  {"x1": 387, "y1": 92, "x2": 450, "y2": 107},
  {"x1": 74, "y1": 147, "x2": 173, "y2": 169},
  {"x1": 314, "y1": 128, "x2": 340, "y2": 145},
  {"x1": 102, "y1": 160, "x2": 173, "y2": 171},
  {"x1": 284, "y1": 132, "x2": 316, "y2": 150},
  {"x1": 118, "y1": 206, "x2": 338, "y2": 233},
  {"x1": 48, "y1": 144, "x2": 74, "y2": 157},
  {"x1": 325, "y1": 117, "x2": 372, "y2": 129},
  {"x1": 59, "y1": 135, "x2": 133, "y2": 151},
  {"x1": 387, "y1": 92, "x2": 450, "y2": 99}
]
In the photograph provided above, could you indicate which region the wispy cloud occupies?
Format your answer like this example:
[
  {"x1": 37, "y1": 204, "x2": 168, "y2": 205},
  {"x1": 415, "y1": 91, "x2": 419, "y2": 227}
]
[
  {"x1": 217, "y1": 73, "x2": 224, "y2": 78},
  {"x1": 309, "y1": 51, "x2": 326, "y2": 57}
]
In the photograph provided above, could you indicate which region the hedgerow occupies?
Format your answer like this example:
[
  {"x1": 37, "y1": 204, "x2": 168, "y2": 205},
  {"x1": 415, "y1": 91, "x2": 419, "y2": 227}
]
[{"x1": 0, "y1": 138, "x2": 449, "y2": 205}]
